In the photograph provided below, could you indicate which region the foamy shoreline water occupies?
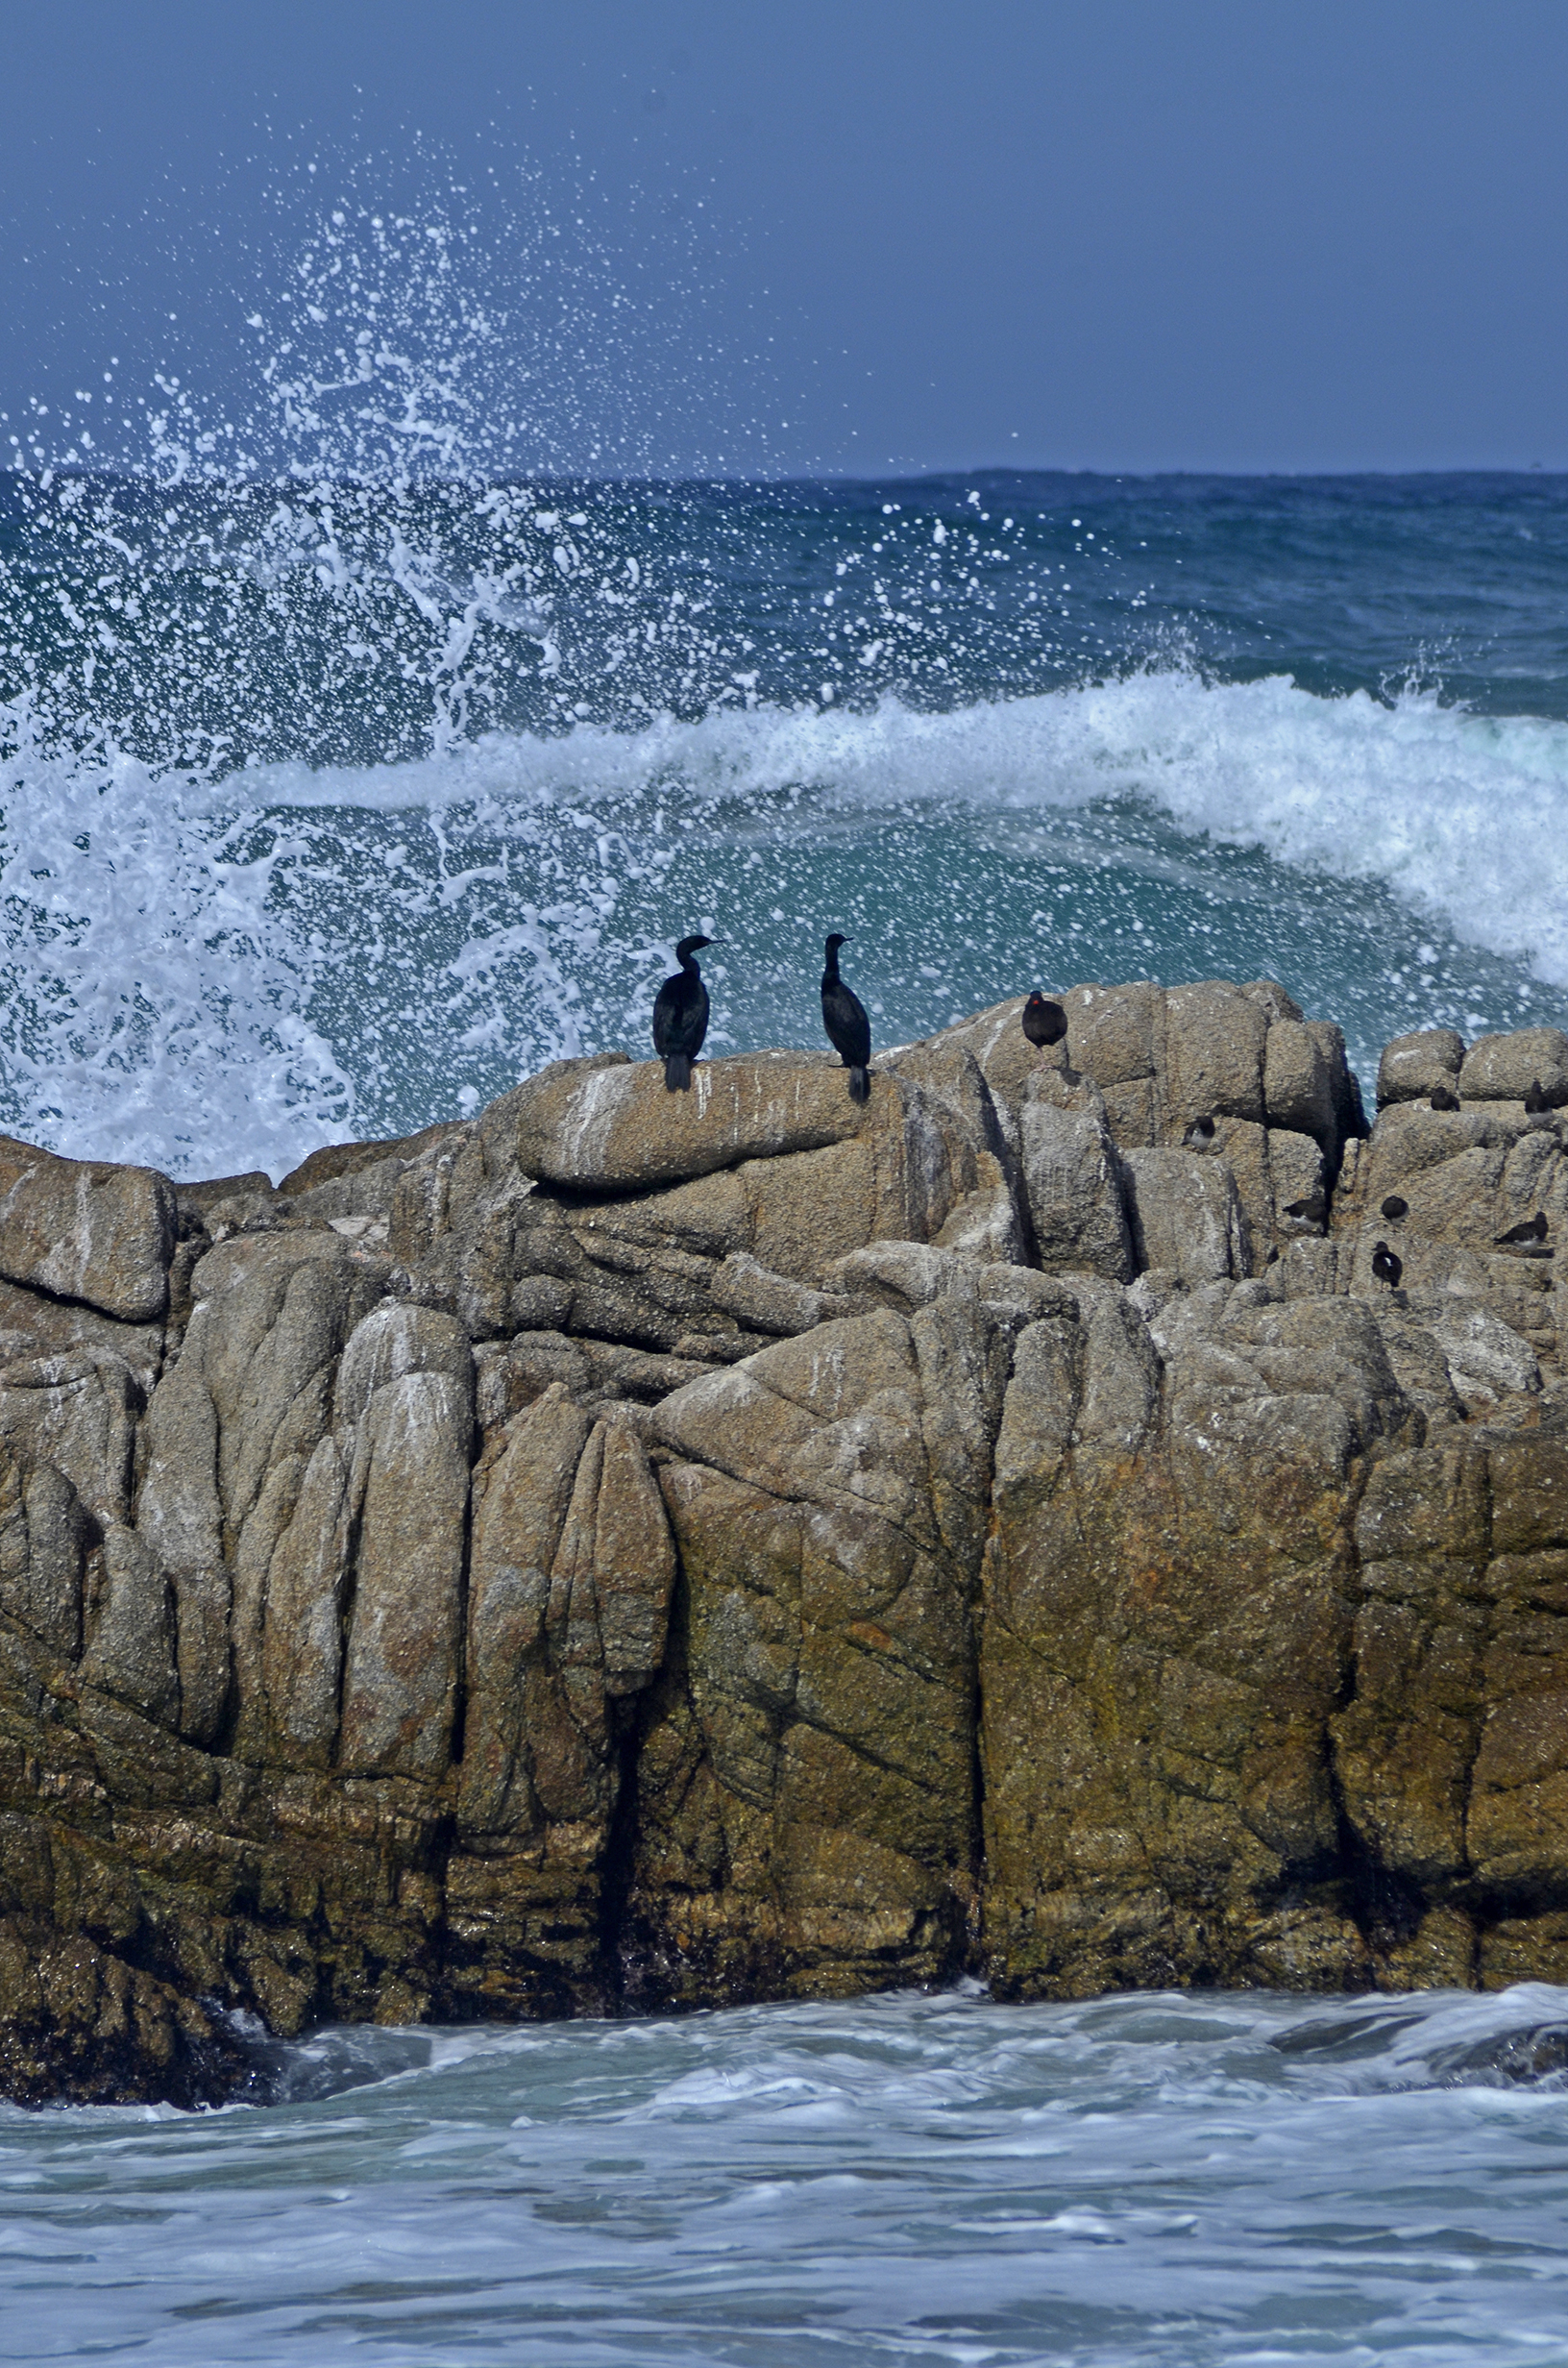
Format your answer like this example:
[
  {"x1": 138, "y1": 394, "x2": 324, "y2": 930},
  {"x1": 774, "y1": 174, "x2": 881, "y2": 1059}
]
[{"x1": 6, "y1": 1984, "x2": 1568, "y2": 2366}]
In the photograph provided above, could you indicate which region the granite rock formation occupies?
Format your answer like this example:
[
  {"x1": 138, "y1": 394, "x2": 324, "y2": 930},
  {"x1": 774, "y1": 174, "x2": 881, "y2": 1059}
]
[{"x1": 4, "y1": 983, "x2": 1568, "y2": 2102}]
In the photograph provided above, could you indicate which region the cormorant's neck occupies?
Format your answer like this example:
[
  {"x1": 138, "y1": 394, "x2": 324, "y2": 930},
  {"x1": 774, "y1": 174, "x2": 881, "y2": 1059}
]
[{"x1": 823, "y1": 949, "x2": 840, "y2": 980}]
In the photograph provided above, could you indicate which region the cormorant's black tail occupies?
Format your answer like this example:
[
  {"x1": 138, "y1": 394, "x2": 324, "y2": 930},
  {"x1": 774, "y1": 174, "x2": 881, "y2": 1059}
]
[
  {"x1": 847, "y1": 1064, "x2": 870, "y2": 1104},
  {"x1": 665, "y1": 1052, "x2": 693, "y2": 1092}
]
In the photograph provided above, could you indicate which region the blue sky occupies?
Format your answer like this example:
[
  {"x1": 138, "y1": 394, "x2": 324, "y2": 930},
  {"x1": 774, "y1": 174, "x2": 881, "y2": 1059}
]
[{"x1": 3, "y1": 0, "x2": 1565, "y2": 476}]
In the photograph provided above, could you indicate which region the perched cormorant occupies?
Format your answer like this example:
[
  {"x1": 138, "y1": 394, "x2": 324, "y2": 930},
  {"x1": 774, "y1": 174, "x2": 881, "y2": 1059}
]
[
  {"x1": 1430, "y1": 1085, "x2": 1460, "y2": 1112},
  {"x1": 1371, "y1": 1240, "x2": 1403, "y2": 1290},
  {"x1": 1183, "y1": 1115, "x2": 1216, "y2": 1152},
  {"x1": 1524, "y1": 1078, "x2": 1550, "y2": 1115},
  {"x1": 821, "y1": 933, "x2": 871, "y2": 1103},
  {"x1": 1021, "y1": 992, "x2": 1068, "y2": 1051},
  {"x1": 652, "y1": 934, "x2": 713, "y2": 1092},
  {"x1": 1381, "y1": 1195, "x2": 1409, "y2": 1222},
  {"x1": 1497, "y1": 1211, "x2": 1549, "y2": 1246}
]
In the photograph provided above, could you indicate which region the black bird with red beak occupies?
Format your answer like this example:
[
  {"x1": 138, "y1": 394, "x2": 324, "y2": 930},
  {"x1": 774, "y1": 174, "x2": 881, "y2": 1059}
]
[{"x1": 1021, "y1": 991, "x2": 1068, "y2": 1052}]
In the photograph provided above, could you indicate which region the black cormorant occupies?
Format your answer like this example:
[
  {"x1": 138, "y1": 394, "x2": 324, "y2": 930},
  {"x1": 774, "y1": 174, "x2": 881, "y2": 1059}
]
[
  {"x1": 1371, "y1": 1241, "x2": 1403, "y2": 1290},
  {"x1": 652, "y1": 934, "x2": 713, "y2": 1091},
  {"x1": 1021, "y1": 992, "x2": 1068, "y2": 1051},
  {"x1": 1430, "y1": 1085, "x2": 1460, "y2": 1112},
  {"x1": 821, "y1": 934, "x2": 871, "y2": 1103}
]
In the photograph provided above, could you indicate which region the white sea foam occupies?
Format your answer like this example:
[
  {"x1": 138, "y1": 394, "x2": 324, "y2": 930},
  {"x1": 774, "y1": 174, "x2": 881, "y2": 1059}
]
[
  {"x1": 244, "y1": 667, "x2": 1568, "y2": 974},
  {"x1": 6, "y1": 1985, "x2": 1568, "y2": 2365},
  {"x1": 4, "y1": 669, "x2": 1565, "y2": 1177}
]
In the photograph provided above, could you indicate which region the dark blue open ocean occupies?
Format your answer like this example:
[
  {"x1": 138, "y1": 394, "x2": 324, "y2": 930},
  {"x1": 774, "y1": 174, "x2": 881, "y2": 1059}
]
[{"x1": 6, "y1": 216, "x2": 1568, "y2": 2362}]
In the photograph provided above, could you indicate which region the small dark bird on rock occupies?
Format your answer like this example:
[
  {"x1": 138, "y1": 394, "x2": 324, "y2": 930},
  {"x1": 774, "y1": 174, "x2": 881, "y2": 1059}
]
[
  {"x1": 1496, "y1": 1211, "x2": 1549, "y2": 1246},
  {"x1": 1524, "y1": 1078, "x2": 1550, "y2": 1115},
  {"x1": 1371, "y1": 1240, "x2": 1403, "y2": 1290},
  {"x1": 821, "y1": 933, "x2": 871, "y2": 1103},
  {"x1": 1381, "y1": 1196, "x2": 1409, "y2": 1221},
  {"x1": 1183, "y1": 1116, "x2": 1216, "y2": 1151},
  {"x1": 1430, "y1": 1085, "x2": 1460, "y2": 1112},
  {"x1": 1021, "y1": 992, "x2": 1068, "y2": 1051},
  {"x1": 1285, "y1": 1192, "x2": 1327, "y2": 1227},
  {"x1": 652, "y1": 933, "x2": 713, "y2": 1092}
]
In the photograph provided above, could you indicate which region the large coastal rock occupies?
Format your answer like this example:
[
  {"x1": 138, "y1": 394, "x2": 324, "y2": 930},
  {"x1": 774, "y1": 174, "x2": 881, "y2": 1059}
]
[{"x1": 5, "y1": 991, "x2": 1568, "y2": 2103}]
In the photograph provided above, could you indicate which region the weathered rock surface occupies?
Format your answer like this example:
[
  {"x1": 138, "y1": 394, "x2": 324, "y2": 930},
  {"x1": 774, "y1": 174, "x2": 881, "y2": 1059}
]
[{"x1": 6, "y1": 993, "x2": 1568, "y2": 2103}]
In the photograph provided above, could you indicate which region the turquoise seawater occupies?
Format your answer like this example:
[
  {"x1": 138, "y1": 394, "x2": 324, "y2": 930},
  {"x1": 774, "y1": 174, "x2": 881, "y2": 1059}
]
[{"x1": 4, "y1": 463, "x2": 1568, "y2": 1175}]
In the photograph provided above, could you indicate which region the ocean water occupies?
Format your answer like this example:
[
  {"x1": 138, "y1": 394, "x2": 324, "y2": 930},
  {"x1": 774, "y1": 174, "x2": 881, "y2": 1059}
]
[
  {"x1": 4, "y1": 457, "x2": 1568, "y2": 1177},
  {"x1": 6, "y1": 1985, "x2": 1568, "y2": 2366}
]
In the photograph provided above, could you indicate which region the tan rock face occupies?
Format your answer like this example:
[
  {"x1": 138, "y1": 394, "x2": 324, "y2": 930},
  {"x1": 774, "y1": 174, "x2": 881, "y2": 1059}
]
[
  {"x1": 980, "y1": 1280, "x2": 1412, "y2": 1998},
  {"x1": 1377, "y1": 1027, "x2": 1466, "y2": 1110},
  {"x1": 625, "y1": 1296, "x2": 1009, "y2": 2000},
  {"x1": 0, "y1": 1139, "x2": 175, "y2": 1320},
  {"x1": 926, "y1": 976, "x2": 1362, "y2": 1264},
  {"x1": 404, "y1": 1046, "x2": 1023, "y2": 1354},
  {"x1": 1121, "y1": 1146, "x2": 1247, "y2": 1284},
  {"x1": 1020, "y1": 1073, "x2": 1133, "y2": 1280},
  {"x1": 9, "y1": 982, "x2": 1568, "y2": 2105},
  {"x1": 1459, "y1": 1026, "x2": 1568, "y2": 1107},
  {"x1": 509, "y1": 1051, "x2": 887, "y2": 1191},
  {"x1": 1333, "y1": 1070, "x2": 1566, "y2": 1407}
]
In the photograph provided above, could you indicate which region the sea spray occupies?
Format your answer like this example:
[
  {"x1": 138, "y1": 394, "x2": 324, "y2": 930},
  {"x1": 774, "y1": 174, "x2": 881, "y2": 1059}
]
[{"x1": 4, "y1": 170, "x2": 1568, "y2": 1175}]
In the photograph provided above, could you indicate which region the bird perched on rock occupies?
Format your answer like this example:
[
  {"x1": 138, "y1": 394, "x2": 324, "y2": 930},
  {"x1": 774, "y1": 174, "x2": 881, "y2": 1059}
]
[
  {"x1": 1496, "y1": 1211, "x2": 1549, "y2": 1246},
  {"x1": 652, "y1": 933, "x2": 713, "y2": 1092},
  {"x1": 821, "y1": 933, "x2": 871, "y2": 1103},
  {"x1": 1021, "y1": 992, "x2": 1068, "y2": 1052},
  {"x1": 1371, "y1": 1240, "x2": 1403, "y2": 1290},
  {"x1": 1183, "y1": 1115, "x2": 1216, "y2": 1151},
  {"x1": 1524, "y1": 1078, "x2": 1550, "y2": 1115},
  {"x1": 1381, "y1": 1196, "x2": 1409, "y2": 1221},
  {"x1": 1284, "y1": 1191, "x2": 1327, "y2": 1227},
  {"x1": 1430, "y1": 1085, "x2": 1460, "y2": 1112}
]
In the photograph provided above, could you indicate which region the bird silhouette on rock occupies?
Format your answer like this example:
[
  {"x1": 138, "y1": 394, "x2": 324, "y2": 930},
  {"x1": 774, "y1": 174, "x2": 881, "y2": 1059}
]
[
  {"x1": 821, "y1": 933, "x2": 871, "y2": 1103},
  {"x1": 652, "y1": 934, "x2": 713, "y2": 1091}
]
